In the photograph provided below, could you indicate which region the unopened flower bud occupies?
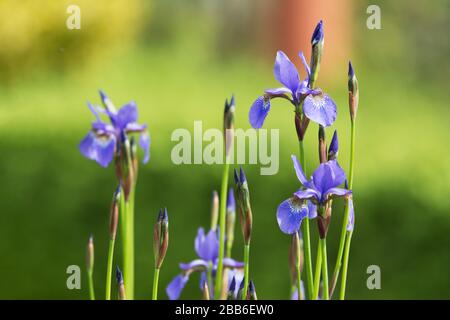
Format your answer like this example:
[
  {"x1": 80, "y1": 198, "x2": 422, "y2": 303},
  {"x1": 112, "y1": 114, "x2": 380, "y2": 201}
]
[
  {"x1": 116, "y1": 266, "x2": 126, "y2": 300},
  {"x1": 115, "y1": 132, "x2": 134, "y2": 201},
  {"x1": 309, "y1": 20, "x2": 324, "y2": 87},
  {"x1": 153, "y1": 208, "x2": 169, "y2": 269},
  {"x1": 227, "y1": 276, "x2": 237, "y2": 300},
  {"x1": 234, "y1": 167, "x2": 253, "y2": 245},
  {"x1": 248, "y1": 280, "x2": 257, "y2": 300},
  {"x1": 318, "y1": 125, "x2": 327, "y2": 163},
  {"x1": 328, "y1": 130, "x2": 339, "y2": 161},
  {"x1": 348, "y1": 61, "x2": 359, "y2": 121},
  {"x1": 237, "y1": 276, "x2": 246, "y2": 300},
  {"x1": 202, "y1": 282, "x2": 210, "y2": 300},
  {"x1": 210, "y1": 191, "x2": 219, "y2": 231},
  {"x1": 226, "y1": 188, "x2": 236, "y2": 256},
  {"x1": 86, "y1": 234, "x2": 94, "y2": 274},
  {"x1": 109, "y1": 186, "x2": 121, "y2": 240},
  {"x1": 224, "y1": 96, "x2": 235, "y2": 157},
  {"x1": 289, "y1": 232, "x2": 303, "y2": 284}
]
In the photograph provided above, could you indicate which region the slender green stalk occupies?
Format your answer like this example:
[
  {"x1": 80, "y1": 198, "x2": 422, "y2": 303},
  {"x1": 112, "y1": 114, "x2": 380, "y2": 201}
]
[
  {"x1": 88, "y1": 270, "x2": 95, "y2": 300},
  {"x1": 339, "y1": 231, "x2": 353, "y2": 299},
  {"x1": 295, "y1": 237, "x2": 303, "y2": 300},
  {"x1": 298, "y1": 140, "x2": 313, "y2": 299},
  {"x1": 312, "y1": 239, "x2": 322, "y2": 299},
  {"x1": 331, "y1": 121, "x2": 356, "y2": 298},
  {"x1": 242, "y1": 244, "x2": 250, "y2": 300},
  {"x1": 120, "y1": 187, "x2": 135, "y2": 300},
  {"x1": 105, "y1": 239, "x2": 115, "y2": 300},
  {"x1": 152, "y1": 268, "x2": 160, "y2": 300},
  {"x1": 319, "y1": 238, "x2": 329, "y2": 300},
  {"x1": 214, "y1": 157, "x2": 230, "y2": 299}
]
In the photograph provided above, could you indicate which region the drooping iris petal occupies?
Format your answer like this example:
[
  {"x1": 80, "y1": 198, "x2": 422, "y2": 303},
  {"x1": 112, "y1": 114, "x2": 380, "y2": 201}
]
[
  {"x1": 166, "y1": 274, "x2": 189, "y2": 300},
  {"x1": 116, "y1": 102, "x2": 138, "y2": 129},
  {"x1": 79, "y1": 132, "x2": 116, "y2": 167},
  {"x1": 249, "y1": 96, "x2": 270, "y2": 129},
  {"x1": 303, "y1": 93, "x2": 337, "y2": 127},
  {"x1": 291, "y1": 155, "x2": 309, "y2": 186},
  {"x1": 274, "y1": 51, "x2": 300, "y2": 94},
  {"x1": 277, "y1": 198, "x2": 309, "y2": 234},
  {"x1": 347, "y1": 198, "x2": 355, "y2": 231},
  {"x1": 264, "y1": 87, "x2": 292, "y2": 96},
  {"x1": 312, "y1": 160, "x2": 346, "y2": 195},
  {"x1": 223, "y1": 258, "x2": 244, "y2": 269},
  {"x1": 195, "y1": 228, "x2": 219, "y2": 262},
  {"x1": 308, "y1": 201, "x2": 318, "y2": 219},
  {"x1": 323, "y1": 187, "x2": 352, "y2": 200},
  {"x1": 294, "y1": 188, "x2": 320, "y2": 202},
  {"x1": 124, "y1": 122, "x2": 147, "y2": 133},
  {"x1": 179, "y1": 259, "x2": 208, "y2": 271},
  {"x1": 139, "y1": 131, "x2": 151, "y2": 164}
]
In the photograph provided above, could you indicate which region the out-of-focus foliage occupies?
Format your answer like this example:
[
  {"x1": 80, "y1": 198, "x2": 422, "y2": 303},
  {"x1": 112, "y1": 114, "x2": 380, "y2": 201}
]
[{"x1": 0, "y1": 0, "x2": 147, "y2": 82}]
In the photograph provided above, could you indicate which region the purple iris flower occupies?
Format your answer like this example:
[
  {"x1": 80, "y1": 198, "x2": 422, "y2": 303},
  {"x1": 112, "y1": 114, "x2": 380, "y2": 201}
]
[
  {"x1": 291, "y1": 155, "x2": 351, "y2": 206},
  {"x1": 79, "y1": 91, "x2": 150, "y2": 167},
  {"x1": 277, "y1": 198, "x2": 317, "y2": 235},
  {"x1": 249, "y1": 51, "x2": 337, "y2": 128},
  {"x1": 166, "y1": 227, "x2": 243, "y2": 300}
]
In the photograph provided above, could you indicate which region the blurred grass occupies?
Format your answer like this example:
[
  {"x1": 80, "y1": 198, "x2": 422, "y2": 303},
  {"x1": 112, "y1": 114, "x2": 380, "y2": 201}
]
[{"x1": 0, "y1": 0, "x2": 449, "y2": 299}]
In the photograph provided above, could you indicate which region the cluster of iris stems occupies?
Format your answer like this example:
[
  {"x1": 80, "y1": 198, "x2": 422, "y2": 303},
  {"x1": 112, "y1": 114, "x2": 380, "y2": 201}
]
[{"x1": 81, "y1": 19, "x2": 358, "y2": 301}]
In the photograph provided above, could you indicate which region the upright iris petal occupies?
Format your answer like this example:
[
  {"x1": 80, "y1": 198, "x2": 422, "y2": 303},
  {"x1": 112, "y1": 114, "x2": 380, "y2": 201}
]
[
  {"x1": 195, "y1": 228, "x2": 219, "y2": 262},
  {"x1": 274, "y1": 51, "x2": 300, "y2": 94},
  {"x1": 303, "y1": 93, "x2": 337, "y2": 127}
]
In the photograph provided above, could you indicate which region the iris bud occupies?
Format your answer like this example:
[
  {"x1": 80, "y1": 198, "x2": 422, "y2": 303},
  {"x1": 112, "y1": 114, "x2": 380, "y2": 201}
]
[
  {"x1": 227, "y1": 276, "x2": 237, "y2": 300},
  {"x1": 224, "y1": 96, "x2": 235, "y2": 157},
  {"x1": 348, "y1": 61, "x2": 359, "y2": 121},
  {"x1": 234, "y1": 167, "x2": 253, "y2": 246},
  {"x1": 109, "y1": 186, "x2": 120, "y2": 240},
  {"x1": 328, "y1": 130, "x2": 339, "y2": 161},
  {"x1": 116, "y1": 266, "x2": 126, "y2": 300},
  {"x1": 153, "y1": 208, "x2": 169, "y2": 269},
  {"x1": 226, "y1": 188, "x2": 236, "y2": 256},
  {"x1": 309, "y1": 20, "x2": 324, "y2": 87},
  {"x1": 86, "y1": 234, "x2": 94, "y2": 275},
  {"x1": 248, "y1": 280, "x2": 257, "y2": 300},
  {"x1": 210, "y1": 191, "x2": 219, "y2": 231},
  {"x1": 318, "y1": 125, "x2": 327, "y2": 163}
]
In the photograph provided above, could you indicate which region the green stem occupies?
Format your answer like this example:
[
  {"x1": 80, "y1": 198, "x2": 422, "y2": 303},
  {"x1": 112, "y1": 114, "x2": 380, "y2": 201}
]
[
  {"x1": 339, "y1": 231, "x2": 353, "y2": 299},
  {"x1": 332, "y1": 121, "x2": 356, "y2": 298},
  {"x1": 105, "y1": 238, "x2": 115, "y2": 300},
  {"x1": 88, "y1": 270, "x2": 95, "y2": 300},
  {"x1": 313, "y1": 239, "x2": 322, "y2": 299},
  {"x1": 152, "y1": 268, "x2": 160, "y2": 300},
  {"x1": 295, "y1": 237, "x2": 303, "y2": 300},
  {"x1": 242, "y1": 244, "x2": 250, "y2": 300},
  {"x1": 319, "y1": 238, "x2": 329, "y2": 300},
  {"x1": 214, "y1": 158, "x2": 230, "y2": 299},
  {"x1": 298, "y1": 140, "x2": 313, "y2": 299},
  {"x1": 120, "y1": 187, "x2": 135, "y2": 300}
]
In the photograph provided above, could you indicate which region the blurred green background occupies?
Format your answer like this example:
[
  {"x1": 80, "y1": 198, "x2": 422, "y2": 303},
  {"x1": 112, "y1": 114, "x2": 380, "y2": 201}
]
[{"x1": 0, "y1": 0, "x2": 449, "y2": 299}]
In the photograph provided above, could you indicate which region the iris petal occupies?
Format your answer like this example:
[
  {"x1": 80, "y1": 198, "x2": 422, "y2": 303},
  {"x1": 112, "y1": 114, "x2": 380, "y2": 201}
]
[
  {"x1": 303, "y1": 93, "x2": 337, "y2": 127},
  {"x1": 347, "y1": 198, "x2": 355, "y2": 231},
  {"x1": 79, "y1": 132, "x2": 116, "y2": 167},
  {"x1": 139, "y1": 131, "x2": 151, "y2": 164},
  {"x1": 166, "y1": 274, "x2": 189, "y2": 300},
  {"x1": 179, "y1": 259, "x2": 208, "y2": 271},
  {"x1": 277, "y1": 198, "x2": 308, "y2": 234},
  {"x1": 249, "y1": 96, "x2": 270, "y2": 129},
  {"x1": 274, "y1": 51, "x2": 300, "y2": 93},
  {"x1": 195, "y1": 228, "x2": 219, "y2": 262},
  {"x1": 116, "y1": 102, "x2": 138, "y2": 129},
  {"x1": 291, "y1": 155, "x2": 309, "y2": 186}
]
